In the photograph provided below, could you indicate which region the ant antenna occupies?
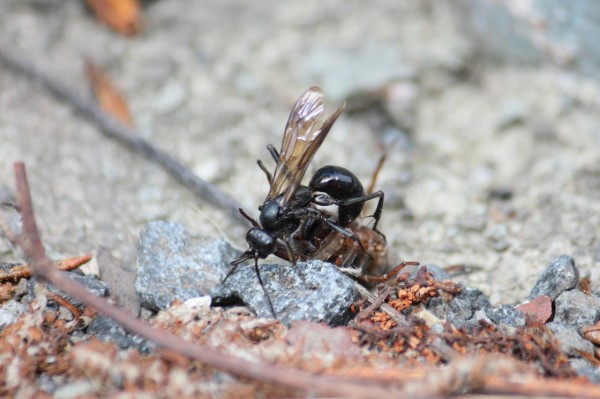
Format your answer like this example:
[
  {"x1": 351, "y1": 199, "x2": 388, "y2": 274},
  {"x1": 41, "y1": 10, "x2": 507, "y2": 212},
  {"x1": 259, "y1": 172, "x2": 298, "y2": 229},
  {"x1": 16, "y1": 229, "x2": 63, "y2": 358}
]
[
  {"x1": 252, "y1": 254, "x2": 276, "y2": 318},
  {"x1": 224, "y1": 244, "x2": 277, "y2": 318}
]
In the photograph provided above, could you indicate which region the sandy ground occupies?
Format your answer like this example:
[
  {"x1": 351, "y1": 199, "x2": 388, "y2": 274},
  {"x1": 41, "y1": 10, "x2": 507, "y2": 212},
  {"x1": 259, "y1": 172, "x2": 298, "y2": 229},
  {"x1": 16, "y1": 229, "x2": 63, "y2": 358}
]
[{"x1": 0, "y1": 0, "x2": 598, "y2": 305}]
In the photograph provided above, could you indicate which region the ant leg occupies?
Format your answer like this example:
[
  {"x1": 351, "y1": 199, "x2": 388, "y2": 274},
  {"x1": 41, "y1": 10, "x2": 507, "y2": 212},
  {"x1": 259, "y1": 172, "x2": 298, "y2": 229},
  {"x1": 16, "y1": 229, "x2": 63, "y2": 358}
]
[
  {"x1": 266, "y1": 144, "x2": 280, "y2": 164},
  {"x1": 318, "y1": 215, "x2": 372, "y2": 259},
  {"x1": 224, "y1": 251, "x2": 253, "y2": 282},
  {"x1": 367, "y1": 191, "x2": 385, "y2": 236},
  {"x1": 252, "y1": 254, "x2": 276, "y2": 318},
  {"x1": 239, "y1": 208, "x2": 260, "y2": 227},
  {"x1": 257, "y1": 160, "x2": 273, "y2": 185},
  {"x1": 335, "y1": 191, "x2": 385, "y2": 237},
  {"x1": 283, "y1": 238, "x2": 297, "y2": 265},
  {"x1": 358, "y1": 261, "x2": 419, "y2": 284},
  {"x1": 322, "y1": 218, "x2": 353, "y2": 238}
]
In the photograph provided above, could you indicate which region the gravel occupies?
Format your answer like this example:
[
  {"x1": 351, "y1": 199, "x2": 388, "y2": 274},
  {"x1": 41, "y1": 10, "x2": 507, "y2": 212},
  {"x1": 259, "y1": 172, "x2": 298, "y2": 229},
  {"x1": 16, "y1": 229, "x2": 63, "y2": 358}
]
[
  {"x1": 554, "y1": 290, "x2": 600, "y2": 328},
  {"x1": 528, "y1": 255, "x2": 579, "y2": 301},
  {"x1": 135, "y1": 221, "x2": 239, "y2": 311},
  {"x1": 213, "y1": 260, "x2": 359, "y2": 327}
]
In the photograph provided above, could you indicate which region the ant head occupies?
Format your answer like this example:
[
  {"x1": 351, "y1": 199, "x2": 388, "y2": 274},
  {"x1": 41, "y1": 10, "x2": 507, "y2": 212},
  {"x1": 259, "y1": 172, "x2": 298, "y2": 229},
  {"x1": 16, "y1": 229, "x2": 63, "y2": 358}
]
[
  {"x1": 246, "y1": 227, "x2": 275, "y2": 259},
  {"x1": 227, "y1": 228, "x2": 275, "y2": 276}
]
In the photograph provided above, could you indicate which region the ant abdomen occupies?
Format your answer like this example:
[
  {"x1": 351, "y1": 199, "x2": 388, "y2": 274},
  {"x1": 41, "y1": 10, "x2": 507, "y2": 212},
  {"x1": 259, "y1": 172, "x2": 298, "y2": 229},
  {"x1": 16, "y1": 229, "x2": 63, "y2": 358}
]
[{"x1": 309, "y1": 165, "x2": 365, "y2": 226}]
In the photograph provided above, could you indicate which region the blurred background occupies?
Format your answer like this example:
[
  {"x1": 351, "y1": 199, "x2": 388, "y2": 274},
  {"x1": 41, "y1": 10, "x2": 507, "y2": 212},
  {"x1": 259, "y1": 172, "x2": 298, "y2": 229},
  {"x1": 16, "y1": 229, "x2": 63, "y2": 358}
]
[{"x1": 0, "y1": 0, "x2": 598, "y2": 304}]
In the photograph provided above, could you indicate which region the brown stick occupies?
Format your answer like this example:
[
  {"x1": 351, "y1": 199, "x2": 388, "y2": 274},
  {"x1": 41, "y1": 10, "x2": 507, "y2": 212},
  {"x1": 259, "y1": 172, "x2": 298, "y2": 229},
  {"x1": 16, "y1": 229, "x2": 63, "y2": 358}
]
[
  {"x1": 0, "y1": 47, "x2": 248, "y2": 226},
  {"x1": 8, "y1": 162, "x2": 600, "y2": 398},
  {"x1": 8, "y1": 162, "x2": 403, "y2": 399}
]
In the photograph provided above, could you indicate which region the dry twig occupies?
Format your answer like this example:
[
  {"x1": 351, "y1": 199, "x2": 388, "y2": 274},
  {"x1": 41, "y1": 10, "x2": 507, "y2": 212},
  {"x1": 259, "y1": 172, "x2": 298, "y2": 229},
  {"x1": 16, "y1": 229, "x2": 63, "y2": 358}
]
[{"x1": 5, "y1": 161, "x2": 404, "y2": 398}]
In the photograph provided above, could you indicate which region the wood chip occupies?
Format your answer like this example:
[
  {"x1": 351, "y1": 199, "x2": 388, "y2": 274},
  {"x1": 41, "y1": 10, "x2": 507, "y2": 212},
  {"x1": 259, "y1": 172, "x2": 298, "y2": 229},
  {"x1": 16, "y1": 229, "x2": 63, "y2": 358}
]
[
  {"x1": 85, "y1": 60, "x2": 133, "y2": 127},
  {"x1": 85, "y1": 0, "x2": 141, "y2": 36}
]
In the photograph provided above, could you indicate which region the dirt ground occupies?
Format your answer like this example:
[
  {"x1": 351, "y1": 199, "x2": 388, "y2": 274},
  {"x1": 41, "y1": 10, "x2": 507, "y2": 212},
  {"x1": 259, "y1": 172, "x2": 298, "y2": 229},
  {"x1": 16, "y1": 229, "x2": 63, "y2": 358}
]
[{"x1": 0, "y1": 0, "x2": 599, "y2": 307}]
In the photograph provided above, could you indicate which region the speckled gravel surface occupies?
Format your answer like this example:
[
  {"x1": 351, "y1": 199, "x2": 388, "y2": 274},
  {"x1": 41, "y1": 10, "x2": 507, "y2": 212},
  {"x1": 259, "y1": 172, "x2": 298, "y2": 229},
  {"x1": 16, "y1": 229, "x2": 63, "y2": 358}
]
[{"x1": 1, "y1": 0, "x2": 599, "y2": 308}]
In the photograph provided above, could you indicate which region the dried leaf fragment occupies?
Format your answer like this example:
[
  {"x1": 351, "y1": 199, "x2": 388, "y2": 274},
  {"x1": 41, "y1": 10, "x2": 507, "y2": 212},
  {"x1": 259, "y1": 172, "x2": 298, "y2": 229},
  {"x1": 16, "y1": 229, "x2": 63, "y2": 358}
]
[
  {"x1": 85, "y1": 60, "x2": 133, "y2": 127},
  {"x1": 85, "y1": 0, "x2": 141, "y2": 36},
  {"x1": 0, "y1": 254, "x2": 92, "y2": 282}
]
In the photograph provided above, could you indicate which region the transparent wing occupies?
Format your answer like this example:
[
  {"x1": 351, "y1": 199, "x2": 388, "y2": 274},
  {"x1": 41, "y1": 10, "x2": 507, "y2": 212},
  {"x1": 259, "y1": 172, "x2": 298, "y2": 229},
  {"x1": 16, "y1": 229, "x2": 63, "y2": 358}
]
[{"x1": 267, "y1": 86, "x2": 345, "y2": 206}]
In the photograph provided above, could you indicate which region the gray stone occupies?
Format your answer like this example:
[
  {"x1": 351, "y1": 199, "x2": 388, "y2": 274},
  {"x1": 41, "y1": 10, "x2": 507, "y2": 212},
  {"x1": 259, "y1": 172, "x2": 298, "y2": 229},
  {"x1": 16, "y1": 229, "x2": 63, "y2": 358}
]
[
  {"x1": 29, "y1": 274, "x2": 110, "y2": 309},
  {"x1": 0, "y1": 300, "x2": 27, "y2": 329},
  {"x1": 485, "y1": 304, "x2": 525, "y2": 328},
  {"x1": 472, "y1": 309, "x2": 493, "y2": 325},
  {"x1": 213, "y1": 260, "x2": 359, "y2": 327},
  {"x1": 427, "y1": 285, "x2": 491, "y2": 329},
  {"x1": 554, "y1": 290, "x2": 600, "y2": 328},
  {"x1": 528, "y1": 255, "x2": 579, "y2": 301},
  {"x1": 569, "y1": 358, "x2": 600, "y2": 384},
  {"x1": 135, "y1": 221, "x2": 239, "y2": 311},
  {"x1": 86, "y1": 315, "x2": 145, "y2": 350},
  {"x1": 547, "y1": 322, "x2": 595, "y2": 357}
]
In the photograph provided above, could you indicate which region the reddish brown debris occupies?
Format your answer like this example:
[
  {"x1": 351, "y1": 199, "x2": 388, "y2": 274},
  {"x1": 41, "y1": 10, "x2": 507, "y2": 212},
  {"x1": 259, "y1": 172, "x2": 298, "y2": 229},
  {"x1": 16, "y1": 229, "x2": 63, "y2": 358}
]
[
  {"x1": 582, "y1": 323, "x2": 600, "y2": 345},
  {"x1": 516, "y1": 295, "x2": 553, "y2": 325},
  {"x1": 580, "y1": 276, "x2": 592, "y2": 295},
  {"x1": 85, "y1": 60, "x2": 133, "y2": 127},
  {"x1": 1, "y1": 162, "x2": 598, "y2": 397},
  {"x1": 85, "y1": 0, "x2": 141, "y2": 36},
  {"x1": 0, "y1": 255, "x2": 92, "y2": 283}
]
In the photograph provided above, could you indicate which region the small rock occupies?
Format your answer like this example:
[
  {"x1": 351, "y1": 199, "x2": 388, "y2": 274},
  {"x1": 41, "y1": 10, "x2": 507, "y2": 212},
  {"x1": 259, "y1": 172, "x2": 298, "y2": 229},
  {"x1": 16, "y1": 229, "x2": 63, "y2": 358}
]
[
  {"x1": 487, "y1": 187, "x2": 513, "y2": 201},
  {"x1": 30, "y1": 274, "x2": 110, "y2": 309},
  {"x1": 135, "y1": 221, "x2": 239, "y2": 311},
  {"x1": 486, "y1": 224, "x2": 510, "y2": 252},
  {"x1": 472, "y1": 309, "x2": 493, "y2": 325},
  {"x1": 86, "y1": 315, "x2": 145, "y2": 350},
  {"x1": 497, "y1": 99, "x2": 527, "y2": 130},
  {"x1": 427, "y1": 285, "x2": 491, "y2": 329},
  {"x1": 456, "y1": 213, "x2": 486, "y2": 232},
  {"x1": 213, "y1": 260, "x2": 359, "y2": 327},
  {"x1": 528, "y1": 255, "x2": 579, "y2": 301},
  {"x1": 493, "y1": 240, "x2": 510, "y2": 252},
  {"x1": 515, "y1": 295, "x2": 552, "y2": 325},
  {"x1": 152, "y1": 81, "x2": 185, "y2": 114},
  {"x1": 569, "y1": 358, "x2": 600, "y2": 384},
  {"x1": 0, "y1": 300, "x2": 28, "y2": 329},
  {"x1": 554, "y1": 290, "x2": 600, "y2": 328},
  {"x1": 486, "y1": 304, "x2": 525, "y2": 328},
  {"x1": 548, "y1": 322, "x2": 595, "y2": 357}
]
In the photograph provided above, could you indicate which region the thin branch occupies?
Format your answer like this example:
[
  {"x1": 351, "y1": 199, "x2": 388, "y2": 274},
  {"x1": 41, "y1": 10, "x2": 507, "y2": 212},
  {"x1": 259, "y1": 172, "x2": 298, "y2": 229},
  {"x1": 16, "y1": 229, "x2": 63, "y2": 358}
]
[
  {"x1": 9, "y1": 162, "x2": 403, "y2": 399},
  {"x1": 7, "y1": 161, "x2": 600, "y2": 398},
  {"x1": 0, "y1": 47, "x2": 248, "y2": 226},
  {"x1": 354, "y1": 282, "x2": 411, "y2": 328}
]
